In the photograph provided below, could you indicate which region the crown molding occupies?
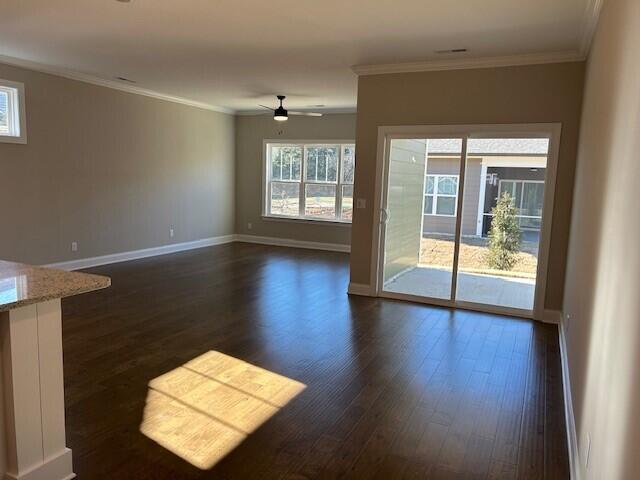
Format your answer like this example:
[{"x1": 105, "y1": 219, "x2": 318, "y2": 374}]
[
  {"x1": 0, "y1": 54, "x2": 234, "y2": 114},
  {"x1": 351, "y1": 50, "x2": 585, "y2": 76},
  {"x1": 580, "y1": 0, "x2": 605, "y2": 57}
]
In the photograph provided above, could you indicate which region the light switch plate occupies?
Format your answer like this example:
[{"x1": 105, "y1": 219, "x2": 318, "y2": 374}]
[{"x1": 356, "y1": 198, "x2": 367, "y2": 209}]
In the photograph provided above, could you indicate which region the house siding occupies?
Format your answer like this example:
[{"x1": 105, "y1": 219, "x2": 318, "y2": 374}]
[
  {"x1": 384, "y1": 139, "x2": 427, "y2": 281},
  {"x1": 423, "y1": 157, "x2": 482, "y2": 236}
]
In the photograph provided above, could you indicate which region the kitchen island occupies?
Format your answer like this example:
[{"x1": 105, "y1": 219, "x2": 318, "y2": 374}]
[{"x1": 0, "y1": 261, "x2": 110, "y2": 480}]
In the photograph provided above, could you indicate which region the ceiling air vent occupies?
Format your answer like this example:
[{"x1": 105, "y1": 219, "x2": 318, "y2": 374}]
[
  {"x1": 435, "y1": 48, "x2": 468, "y2": 54},
  {"x1": 115, "y1": 76, "x2": 137, "y2": 83}
]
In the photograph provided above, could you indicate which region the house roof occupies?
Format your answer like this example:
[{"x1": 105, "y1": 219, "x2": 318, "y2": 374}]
[{"x1": 427, "y1": 138, "x2": 549, "y2": 155}]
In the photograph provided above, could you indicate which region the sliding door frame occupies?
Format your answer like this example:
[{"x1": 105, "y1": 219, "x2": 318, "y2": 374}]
[{"x1": 370, "y1": 123, "x2": 562, "y2": 321}]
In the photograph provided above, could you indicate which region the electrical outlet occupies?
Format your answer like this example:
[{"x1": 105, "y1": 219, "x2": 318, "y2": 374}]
[
  {"x1": 585, "y1": 433, "x2": 591, "y2": 468},
  {"x1": 356, "y1": 198, "x2": 367, "y2": 209},
  {"x1": 170, "y1": 228, "x2": 174, "y2": 238},
  {"x1": 247, "y1": 222, "x2": 252, "y2": 230},
  {"x1": 71, "y1": 241, "x2": 78, "y2": 252}
]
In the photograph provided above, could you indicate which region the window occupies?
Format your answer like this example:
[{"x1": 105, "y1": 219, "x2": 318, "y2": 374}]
[
  {"x1": 424, "y1": 175, "x2": 458, "y2": 216},
  {"x1": 498, "y1": 180, "x2": 545, "y2": 230},
  {"x1": 0, "y1": 80, "x2": 26, "y2": 144},
  {"x1": 265, "y1": 142, "x2": 355, "y2": 222}
]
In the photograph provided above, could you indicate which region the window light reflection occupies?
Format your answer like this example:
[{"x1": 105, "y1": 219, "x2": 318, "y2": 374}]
[{"x1": 140, "y1": 350, "x2": 306, "y2": 469}]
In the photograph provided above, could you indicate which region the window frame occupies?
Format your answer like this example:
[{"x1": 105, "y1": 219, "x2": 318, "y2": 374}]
[
  {"x1": 424, "y1": 174, "x2": 459, "y2": 217},
  {"x1": 0, "y1": 79, "x2": 27, "y2": 144},
  {"x1": 263, "y1": 140, "x2": 355, "y2": 224}
]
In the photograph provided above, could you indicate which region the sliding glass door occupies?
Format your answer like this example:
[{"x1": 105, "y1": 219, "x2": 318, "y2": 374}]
[
  {"x1": 382, "y1": 138, "x2": 463, "y2": 301},
  {"x1": 455, "y1": 138, "x2": 549, "y2": 312},
  {"x1": 378, "y1": 126, "x2": 557, "y2": 317}
]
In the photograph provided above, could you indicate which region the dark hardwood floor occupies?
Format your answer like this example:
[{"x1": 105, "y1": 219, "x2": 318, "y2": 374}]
[{"x1": 62, "y1": 242, "x2": 569, "y2": 479}]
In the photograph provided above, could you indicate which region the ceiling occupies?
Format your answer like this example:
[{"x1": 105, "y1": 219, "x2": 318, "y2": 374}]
[{"x1": 0, "y1": 0, "x2": 592, "y2": 113}]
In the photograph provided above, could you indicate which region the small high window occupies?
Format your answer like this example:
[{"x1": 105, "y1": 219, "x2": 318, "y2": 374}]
[{"x1": 0, "y1": 80, "x2": 27, "y2": 144}]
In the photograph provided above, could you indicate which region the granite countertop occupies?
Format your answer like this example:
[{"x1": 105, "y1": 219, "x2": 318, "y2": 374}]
[{"x1": 0, "y1": 260, "x2": 111, "y2": 312}]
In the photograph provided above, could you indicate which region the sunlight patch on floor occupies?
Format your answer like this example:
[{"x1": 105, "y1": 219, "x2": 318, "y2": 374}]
[{"x1": 140, "y1": 350, "x2": 306, "y2": 469}]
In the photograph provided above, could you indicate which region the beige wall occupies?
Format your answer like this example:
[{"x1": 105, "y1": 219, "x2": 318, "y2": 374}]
[
  {"x1": 0, "y1": 63, "x2": 235, "y2": 265},
  {"x1": 234, "y1": 113, "x2": 355, "y2": 245},
  {"x1": 562, "y1": 0, "x2": 640, "y2": 478},
  {"x1": 384, "y1": 139, "x2": 426, "y2": 281},
  {"x1": 350, "y1": 62, "x2": 585, "y2": 310}
]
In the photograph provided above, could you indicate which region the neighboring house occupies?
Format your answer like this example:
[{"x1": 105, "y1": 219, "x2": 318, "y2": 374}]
[{"x1": 423, "y1": 139, "x2": 548, "y2": 240}]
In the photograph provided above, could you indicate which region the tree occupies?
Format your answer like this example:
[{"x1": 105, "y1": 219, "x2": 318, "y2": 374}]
[{"x1": 487, "y1": 192, "x2": 521, "y2": 270}]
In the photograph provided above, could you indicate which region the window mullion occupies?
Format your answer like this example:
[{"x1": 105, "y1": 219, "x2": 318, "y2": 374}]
[
  {"x1": 300, "y1": 145, "x2": 306, "y2": 218},
  {"x1": 434, "y1": 175, "x2": 439, "y2": 215},
  {"x1": 266, "y1": 146, "x2": 271, "y2": 216},
  {"x1": 455, "y1": 176, "x2": 459, "y2": 217},
  {"x1": 325, "y1": 152, "x2": 328, "y2": 182},
  {"x1": 336, "y1": 145, "x2": 342, "y2": 220},
  {"x1": 5, "y1": 89, "x2": 15, "y2": 136}
]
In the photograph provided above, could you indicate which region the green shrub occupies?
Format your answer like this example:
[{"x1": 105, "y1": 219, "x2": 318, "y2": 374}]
[{"x1": 487, "y1": 192, "x2": 521, "y2": 270}]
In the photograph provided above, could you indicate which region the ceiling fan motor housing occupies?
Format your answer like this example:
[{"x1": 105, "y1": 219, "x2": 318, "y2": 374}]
[{"x1": 274, "y1": 95, "x2": 288, "y2": 121}]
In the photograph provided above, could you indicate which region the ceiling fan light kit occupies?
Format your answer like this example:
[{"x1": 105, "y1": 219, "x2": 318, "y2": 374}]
[
  {"x1": 274, "y1": 95, "x2": 288, "y2": 121},
  {"x1": 259, "y1": 95, "x2": 323, "y2": 121}
]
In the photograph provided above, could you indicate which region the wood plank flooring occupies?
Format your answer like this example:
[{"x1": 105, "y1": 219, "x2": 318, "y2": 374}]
[{"x1": 62, "y1": 242, "x2": 569, "y2": 479}]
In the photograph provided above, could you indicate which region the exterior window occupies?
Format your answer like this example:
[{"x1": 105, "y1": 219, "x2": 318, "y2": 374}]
[
  {"x1": 0, "y1": 80, "x2": 26, "y2": 144},
  {"x1": 498, "y1": 180, "x2": 545, "y2": 230},
  {"x1": 424, "y1": 175, "x2": 458, "y2": 216},
  {"x1": 265, "y1": 142, "x2": 355, "y2": 222}
]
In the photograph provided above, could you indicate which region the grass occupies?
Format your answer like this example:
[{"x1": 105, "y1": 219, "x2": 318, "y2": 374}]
[
  {"x1": 272, "y1": 196, "x2": 352, "y2": 220},
  {"x1": 420, "y1": 233, "x2": 539, "y2": 279}
]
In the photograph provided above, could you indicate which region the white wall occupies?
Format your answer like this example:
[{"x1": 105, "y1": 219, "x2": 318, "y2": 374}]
[{"x1": 562, "y1": 0, "x2": 640, "y2": 478}]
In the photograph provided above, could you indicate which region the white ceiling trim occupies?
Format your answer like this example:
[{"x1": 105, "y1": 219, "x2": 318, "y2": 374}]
[
  {"x1": 580, "y1": 0, "x2": 605, "y2": 56},
  {"x1": 0, "y1": 54, "x2": 234, "y2": 114},
  {"x1": 351, "y1": 50, "x2": 586, "y2": 76}
]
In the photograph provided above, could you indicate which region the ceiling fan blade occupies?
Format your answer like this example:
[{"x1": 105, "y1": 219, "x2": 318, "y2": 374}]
[
  {"x1": 289, "y1": 111, "x2": 323, "y2": 117},
  {"x1": 258, "y1": 104, "x2": 275, "y2": 111}
]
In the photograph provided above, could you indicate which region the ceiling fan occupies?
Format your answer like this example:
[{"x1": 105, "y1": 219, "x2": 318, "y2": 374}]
[{"x1": 259, "y1": 95, "x2": 323, "y2": 121}]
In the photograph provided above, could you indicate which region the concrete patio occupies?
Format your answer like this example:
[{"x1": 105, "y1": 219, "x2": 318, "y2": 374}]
[{"x1": 384, "y1": 265, "x2": 535, "y2": 310}]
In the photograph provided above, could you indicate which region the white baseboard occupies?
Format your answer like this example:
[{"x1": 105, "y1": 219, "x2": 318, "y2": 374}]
[
  {"x1": 5, "y1": 448, "x2": 75, "y2": 480},
  {"x1": 45, "y1": 235, "x2": 235, "y2": 271},
  {"x1": 559, "y1": 318, "x2": 581, "y2": 480},
  {"x1": 347, "y1": 282, "x2": 373, "y2": 296},
  {"x1": 43, "y1": 234, "x2": 349, "y2": 271},
  {"x1": 235, "y1": 234, "x2": 350, "y2": 253},
  {"x1": 538, "y1": 309, "x2": 562, "y2": 324}
]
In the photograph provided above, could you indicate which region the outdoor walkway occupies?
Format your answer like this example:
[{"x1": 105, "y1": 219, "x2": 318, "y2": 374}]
[{"x1": 385, "y1": 266, "x2": 535, "y2": 310}]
